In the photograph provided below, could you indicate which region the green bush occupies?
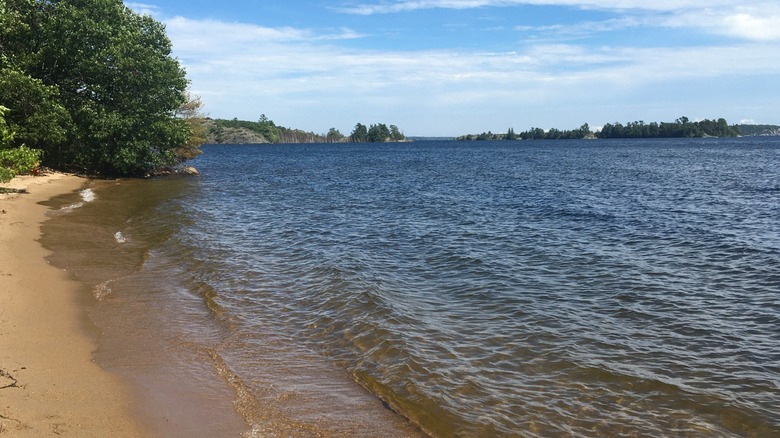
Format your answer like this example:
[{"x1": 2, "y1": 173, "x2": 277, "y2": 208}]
[
  {"x1": 0, "y1": 145, "x2": 43, "y2": 183},
  {"x1": 0, "y1": 105, "x2": 36, "y2": 183},
  {"x1": 0, "y1": 167, "x2": 14, "y2": 183}
]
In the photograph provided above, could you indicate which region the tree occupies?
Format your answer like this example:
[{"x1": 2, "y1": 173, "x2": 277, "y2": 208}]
[
  {"x1": 0, "y1": 68, "x2": 73, "y2": 151},
  {"x1": 326, "y1": 128, "x2": 344, "y2": 143},
  {"x1": 350, "y1": 123, "x2": 368, "y2": 142},
  {"x1": 255, "y1": 114, "x2": 280, "y2": 143},
  {"x1": 545, "y1": 128, "x2": 562, "y2": 139},
  {"x1": 174, "y1": 91, "x2": 206, "y2": 162},
  {"x1": 579, "y1": 123, "x2": 591, "y2": 138},
  {"x1": 0, "y1": 107, "x2": 16, "y2": 149},
  {"x1": 475, "y1": 131, "x2": 496, "y2": 140},
  {"x1": 0, "y1": 0, "x2": 193, "y2": 176},
  {"x1": 389, "y1": 125, "x2": 405, "y2": 141},
  {"x1": 367, "y1": 123, "x2": 390, "y2": 142}
]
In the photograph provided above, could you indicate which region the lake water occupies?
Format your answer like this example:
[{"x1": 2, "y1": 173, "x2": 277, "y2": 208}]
[{"x1": 41, "y1": 138, "x2": 779, "y2": 437}]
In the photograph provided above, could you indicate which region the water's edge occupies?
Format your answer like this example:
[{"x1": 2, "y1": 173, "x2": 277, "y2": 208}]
[
  {"x1": 39, "y1": 139, "x2": 780, "y2": 437},
  {"x1": 39, "y1": 179, "x2": 425, "y2": 437}
]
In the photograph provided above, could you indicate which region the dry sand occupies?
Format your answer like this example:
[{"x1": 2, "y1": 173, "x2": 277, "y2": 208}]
[{"x1": 0, "y1": 173, "x2": 144, "y2": 437}]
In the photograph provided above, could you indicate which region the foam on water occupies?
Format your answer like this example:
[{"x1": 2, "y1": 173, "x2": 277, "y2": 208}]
[
  {"x1": 114, "y1": 231, "x2": 126, "y2": 243},
  {"x1": 80, "y1": 188, "x2": 96, "y2": 202},
  {"x1": 93, "y1": 280, "x2": 112, "y2": 299},
  {"x1": 51, "y1": 201, "x2": 84, "y2": 215},
  {"x1": 47, "y1": 188, "x2": 98, "y2": 216}
]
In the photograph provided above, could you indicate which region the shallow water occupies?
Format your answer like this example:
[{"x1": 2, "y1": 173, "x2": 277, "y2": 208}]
[{"x1": 42, "y1": 138, "x2": 780, "y2": 436}]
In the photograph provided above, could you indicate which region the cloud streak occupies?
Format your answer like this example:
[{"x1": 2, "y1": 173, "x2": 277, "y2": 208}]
[
  {"x1": 667, "y1": 6, "x2": 780, "y2": 41},
  {"x1": 337, "y1": 0, "x2": 741, "y2": 14},
  {"x1": 337, "y1": 0, "x2": 780, "y2": 42},
  {"x1": 124, "y1": 2, "x2": 161, "y2": 16},
  {"x1": 164, "y1": 14, "x2": 780, "y2": 134},
  {"x1": 118, "y1": 2, "x2": 780, "y2": 134}
]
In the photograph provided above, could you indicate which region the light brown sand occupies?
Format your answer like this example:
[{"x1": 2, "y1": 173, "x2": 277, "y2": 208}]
[{"x1": 0, "y1": 173, "x2": 144, "y2": 437}]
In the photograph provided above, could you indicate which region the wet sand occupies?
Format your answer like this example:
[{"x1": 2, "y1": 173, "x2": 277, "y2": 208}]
[{"x1": 0, "y1": 173, "x2": 144, "y2": 437}]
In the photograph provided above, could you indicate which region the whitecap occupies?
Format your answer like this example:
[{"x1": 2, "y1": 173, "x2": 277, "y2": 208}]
[
  {"x1": 114, "y1": 231, "x2": 126, "y2": 244},
  {"x1": 48, "y1": 188, "x2": 96, "y2": 216},
  {"x1": 80, "y1": 188, "x2": 96, "y2": 202},
  {"x1": 46, "y1": 201, "x2": 84, "y2": 217}
]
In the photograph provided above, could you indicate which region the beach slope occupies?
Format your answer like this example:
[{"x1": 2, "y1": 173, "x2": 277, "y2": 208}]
[{"x1": 0, "y1": 173, "x2": 143, "y2": 437}]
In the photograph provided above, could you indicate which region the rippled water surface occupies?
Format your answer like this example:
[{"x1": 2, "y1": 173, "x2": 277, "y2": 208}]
[{"x1": 43, "y1": 139, "x2": 779, "y2": 436}]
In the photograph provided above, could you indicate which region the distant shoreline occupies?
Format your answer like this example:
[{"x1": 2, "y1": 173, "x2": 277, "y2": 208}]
[
  {"x1": 198, "y1": 135, "x2": 777, "y2": 147},
  {"x1": 197, "y1": 117, "x2": 779, "y2": 145}
]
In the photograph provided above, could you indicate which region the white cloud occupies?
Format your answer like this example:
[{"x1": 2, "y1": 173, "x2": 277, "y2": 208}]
[
  {"x1": 124, "y1": 2, "x2": 161, "y2": 16},
  {"x1": 338, "y1": 1, "x2": 780, "y2": 42},
  {"x1": 335, "y1": 0, "x2": 742, "y2": 15},
  {"x1": 165, "y1": 17, "x2": 364, "y2": 47},
  {"x1": 515, "y1": 16, "x2": 642, "y2": 37},
  {"x1": 655, "y1": 3, "x2": 780, "y2": 41},
  {"x1": 164, "y1": 15, "x2": 780, "y2": 134},
  {"x1": 711, "y1": 12, "x2": 780, "y2": 41}
]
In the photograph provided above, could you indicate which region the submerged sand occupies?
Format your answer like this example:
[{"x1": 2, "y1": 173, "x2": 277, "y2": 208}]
[{"x1": 0, "y1": 173, "x2": 144, "y2": 437}]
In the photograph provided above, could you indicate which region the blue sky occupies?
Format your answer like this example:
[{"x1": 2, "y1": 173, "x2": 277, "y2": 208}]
[{"x1": 127, "y1": 1, "x2": 780, "y2": 136}]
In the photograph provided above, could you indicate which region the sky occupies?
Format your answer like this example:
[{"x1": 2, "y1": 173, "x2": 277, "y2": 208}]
[{"x1": 126, "y1": 1, "x2": 780, "y2": 136}]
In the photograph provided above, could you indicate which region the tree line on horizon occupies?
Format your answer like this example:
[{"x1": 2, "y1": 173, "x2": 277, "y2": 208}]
[
  {"x1": 206, "y1": 117, "x2": 407, "y2": 144},
  {"x1": 457, "y1": 117, "x2": 742, "y2": 141},
  {"x1": 209, "y1": 115, "x2": 327, "y2": 144},
  {"x1": 0, "y1": 0, "x2": 205, "y2": 178},
  {"x1": 348, "y1": 123, "x2": 406, "y2": 143}
]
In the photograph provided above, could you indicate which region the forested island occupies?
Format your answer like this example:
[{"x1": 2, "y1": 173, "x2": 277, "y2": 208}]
[
  {"x1": 205, "y1": 117, "x2": 407, "y2": 144},
  {"x1": 458, "y1": 117, "x2": 779, "y2": 141}
]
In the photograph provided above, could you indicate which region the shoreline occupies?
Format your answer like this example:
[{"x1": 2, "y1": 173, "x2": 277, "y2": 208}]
[
  {"x1": 33, "y1": 174, "x2": 421, "y2": 437},
  {"x1": 0, "y1": 173, "x2": 145, "y2": 436}
]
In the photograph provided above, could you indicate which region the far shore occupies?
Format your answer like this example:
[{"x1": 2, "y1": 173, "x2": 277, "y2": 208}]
[{"x1": 0, "y1": 172, "x2": 145, "y2": 437}]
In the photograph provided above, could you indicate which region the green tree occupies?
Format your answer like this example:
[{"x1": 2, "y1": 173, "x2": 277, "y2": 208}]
[
  {"x1": 0, "y1": 0, "x2": 193, "y2": 176},
  {"x1": 0, "y1": 68, "x2": 73, "y2": 152},
  {"x1": 367, "y1": 123, "x2": 390, "y2": 142},
  {"x1": 476, "y1": 131, "x2": 495, "y2": 140},
  {"x1": 256, "y1": 114, "x2": 280, "y2": 143},
  {"x1": 579, "y1": 123, "x2": 591, "y2": 138},
  {"x1": 326, "y1": 127, "x2": 344, "y2": 143},
  {"x1": 350, "y1": 123, "x2": 368, "y2": 142},
  {"x1": 389, "y1": 124, "x2": 405, "y2": 141},
  {"x1": 0, "y1": 106, "x2": 15, "y2": 149},
  {"x1": 545, "y1": 128, "x2": 562, "y2": 140}
]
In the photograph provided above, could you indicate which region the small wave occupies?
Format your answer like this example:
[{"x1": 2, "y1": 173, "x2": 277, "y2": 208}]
[
  {"x1": 47, "y1": 188, "x2": 97, "y2": 216},
  {"x1": 202, "y1": 348, "x2": 267, "y2": 437},
  {"x1": 55, "y1": 201, "x2": 85, "y2": 214},
  {"x1": 80, "y1": 188, "x2": 96, "y2": 202},
  {"x1": 93, "y1": 280, "x2": 112, "y2": 300},
  {"x1": 114, "y1": 231, "x2": 126, "y2": 244}
]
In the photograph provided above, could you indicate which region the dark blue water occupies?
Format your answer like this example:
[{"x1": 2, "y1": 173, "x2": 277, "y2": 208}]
[{"x1": 43, "y1": 138, "x2": 780, "y2": 436}]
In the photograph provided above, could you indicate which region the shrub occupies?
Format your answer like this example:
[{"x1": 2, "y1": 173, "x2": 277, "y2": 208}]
[
  {"x1": 0, "y1": 167, "x2": 14, "y2": 183},
  {"x1": 0, "y1": 146, "x2": 43, "y2": 183}
]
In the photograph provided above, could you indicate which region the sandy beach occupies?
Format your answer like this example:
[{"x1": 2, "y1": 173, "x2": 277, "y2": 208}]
[{"x1": 0, "y1": 173, "x2": 144, "y2": 437}]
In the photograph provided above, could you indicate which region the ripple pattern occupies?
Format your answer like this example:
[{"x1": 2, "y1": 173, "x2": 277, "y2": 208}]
[
  {"x1": 52, "y1": 139, "x2": 779, "y2": 437},
  {"x1": 177, "y1": 139, "x2": 780, "y2": 436}
]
